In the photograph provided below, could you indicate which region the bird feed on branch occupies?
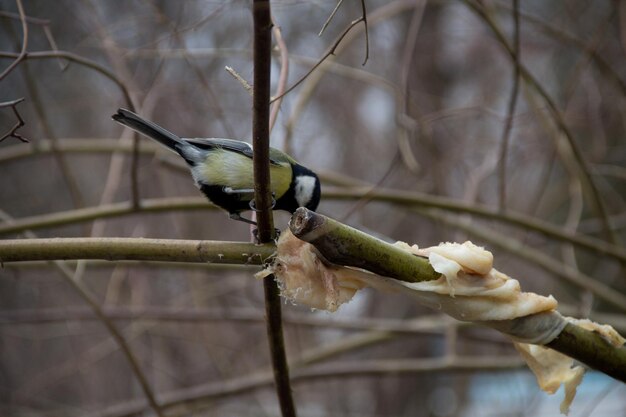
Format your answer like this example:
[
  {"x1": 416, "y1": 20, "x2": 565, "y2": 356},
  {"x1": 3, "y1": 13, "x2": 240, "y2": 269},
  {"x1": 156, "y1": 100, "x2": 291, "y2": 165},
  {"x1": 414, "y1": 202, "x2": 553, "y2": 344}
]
[{"x1": 257, "y1": 229, "x2": 625, "y2": 415}]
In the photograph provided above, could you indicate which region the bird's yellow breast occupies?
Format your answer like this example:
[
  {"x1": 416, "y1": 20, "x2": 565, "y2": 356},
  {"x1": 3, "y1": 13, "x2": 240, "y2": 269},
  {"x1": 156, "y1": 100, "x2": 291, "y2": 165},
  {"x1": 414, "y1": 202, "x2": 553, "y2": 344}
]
[{"x1": 199, "y1": 150, "x2": 292, "y2": 197}]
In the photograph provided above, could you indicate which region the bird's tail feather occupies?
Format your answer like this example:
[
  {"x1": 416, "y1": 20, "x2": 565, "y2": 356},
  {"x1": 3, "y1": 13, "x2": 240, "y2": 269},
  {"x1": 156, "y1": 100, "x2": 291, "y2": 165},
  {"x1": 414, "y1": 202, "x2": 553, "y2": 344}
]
[{"x1": 112, "y1": 109, "x2": 182, "y2": 151}]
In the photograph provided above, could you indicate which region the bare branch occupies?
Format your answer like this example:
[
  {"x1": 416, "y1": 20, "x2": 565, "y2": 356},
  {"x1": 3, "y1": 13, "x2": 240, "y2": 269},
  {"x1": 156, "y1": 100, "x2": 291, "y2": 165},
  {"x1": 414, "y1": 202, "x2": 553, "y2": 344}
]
[
  {"x1": 360, "y1": 0, "x2": 369, "y2": 65},
  {"x1": 271, "y1": 16, "x2": 364, "y2": 103},
  {"x1": 498, "y1": 0, "x2": 520, "y2": 210},
  {"x1": 318, "y1": 0, "x2": 344, "y2": 36},
  {"x1": 0, "y1": 97, "x2": 28, "y2": 143},
  {"x1": 269, "y1": 19, "x2": 289, "y2": 132},
  {"x1": 225, "y1": 65, "x2": 253, "y2": 95},
  {"x1": 0, "y1": 0, "x2": 28, "y2": 81},
  {"x1": 252, "y1": 2, "x2": 297, "y2": 416}
]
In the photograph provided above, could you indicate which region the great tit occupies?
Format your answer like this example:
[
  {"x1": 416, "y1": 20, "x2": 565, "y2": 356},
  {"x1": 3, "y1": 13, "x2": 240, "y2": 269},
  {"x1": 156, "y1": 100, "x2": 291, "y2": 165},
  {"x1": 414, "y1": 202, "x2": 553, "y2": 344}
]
[{"x1": 112, "y1": 109, "x2": 321, "y2": 224}]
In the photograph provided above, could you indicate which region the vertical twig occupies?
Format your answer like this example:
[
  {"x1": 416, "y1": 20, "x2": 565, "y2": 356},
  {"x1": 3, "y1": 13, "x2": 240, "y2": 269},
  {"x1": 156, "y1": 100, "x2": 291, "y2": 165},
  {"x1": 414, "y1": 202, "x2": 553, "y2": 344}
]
[
  {"x1": 360, "y1": 0, "x2": 369, "y2": 65},
  {"x1": 252, "y1": 3, "x2": 275, "y2": 241},
  {"x1": 252, "y1": 1, "x2": 297, "y2": 416},
  {"x1": 0, "y1": 0, "x2": 27, "y2": 81},
  {"x1": 498, "y1": 0, "x2": 520, "y2": 211},
  {"x1": 269, "y1": 18, "x2": 289, "y2": 133}
]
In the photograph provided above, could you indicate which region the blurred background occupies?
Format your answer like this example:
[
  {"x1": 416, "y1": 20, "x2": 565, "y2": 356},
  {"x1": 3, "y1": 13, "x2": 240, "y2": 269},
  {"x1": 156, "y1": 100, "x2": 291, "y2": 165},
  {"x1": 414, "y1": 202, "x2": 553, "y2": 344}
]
[{"x1": 1, "y1": 0, "x2": 626, "y2": 415}]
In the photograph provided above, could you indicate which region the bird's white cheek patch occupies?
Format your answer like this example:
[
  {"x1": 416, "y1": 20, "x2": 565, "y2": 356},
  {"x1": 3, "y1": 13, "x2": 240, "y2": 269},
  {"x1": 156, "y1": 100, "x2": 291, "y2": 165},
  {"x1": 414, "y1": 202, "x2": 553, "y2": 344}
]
[{"x1": 295, "y1": 175, "x2": 317, "y2": 207}]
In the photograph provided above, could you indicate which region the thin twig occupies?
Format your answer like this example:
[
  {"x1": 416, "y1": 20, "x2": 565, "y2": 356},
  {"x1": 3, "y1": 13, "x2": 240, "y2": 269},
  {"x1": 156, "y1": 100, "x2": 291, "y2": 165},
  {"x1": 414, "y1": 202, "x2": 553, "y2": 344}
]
[
  {"x1": 281, "y1": 0, "x2": 415, "y2": 147},
  {"x1": 0, "y1": 0, "x2": 28, "y2": 81},
  {"x1": 0, "y1": 50, "x2": 135, "y2": 109},
  {"x1": 397, "y1": 2, "x2": 427, "y2": 174},
  {"x1": 0, "y1": 9, "x2": 66, "y2": 69},
  {"x1": 225, "y1": 65, "x2": 253, "y2": 95},
  {"x1": 0, "y1": 98, "x2": 28, "y2": 142},
  {"x1": 360, "y1": 0, "x2": 369, "y2": 65},
  {"x1": 269, "y1": 18, "x2": 289, "y2": 132},
  {"x1": 270, "y1": 16, "x2": 364, "y2": 103},
  {"x1": 318, "y1": 0, "x2": 344, "y2": 36}
]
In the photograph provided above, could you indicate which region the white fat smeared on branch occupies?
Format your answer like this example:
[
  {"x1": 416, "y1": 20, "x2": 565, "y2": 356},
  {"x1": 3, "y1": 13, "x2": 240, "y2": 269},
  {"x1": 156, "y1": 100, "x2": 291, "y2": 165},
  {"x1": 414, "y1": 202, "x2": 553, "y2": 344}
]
[
  {"x1": 294, "y1": 175, "x2": 317, "y2": 207},
  {"x1": 257, "y1": 232, "x2": 626, "y2": 416}
]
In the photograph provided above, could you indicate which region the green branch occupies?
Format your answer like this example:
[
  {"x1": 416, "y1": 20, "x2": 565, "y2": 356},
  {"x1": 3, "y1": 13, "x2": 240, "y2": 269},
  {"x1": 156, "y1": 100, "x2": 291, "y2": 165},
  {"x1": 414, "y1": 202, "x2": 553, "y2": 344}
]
[
  {"x1": 0, "y1": 238, "x2": 274, "y2": 264},
  {"x1": 289, "y1": 208, "x2": 626, "y2": 383}
]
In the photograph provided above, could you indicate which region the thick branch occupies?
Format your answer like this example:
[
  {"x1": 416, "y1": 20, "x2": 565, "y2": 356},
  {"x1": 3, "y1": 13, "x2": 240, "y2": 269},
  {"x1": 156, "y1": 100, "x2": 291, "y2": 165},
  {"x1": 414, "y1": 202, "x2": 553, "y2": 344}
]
[
  {"x1": 252, "y1": 1, "x2": 297, "y2": 416},
  {"x1": 289, "y1": 208, "x2": 626, "y2": 383},
  {"x1": 0, "y1": 238, "x2": 274, "y2": 264},
  {"x1": 290, "y1": 208, "x2": 440, "y2": 282},
  {"x1": 252, "y1": 0, "x2": 275, "y2": 242}
]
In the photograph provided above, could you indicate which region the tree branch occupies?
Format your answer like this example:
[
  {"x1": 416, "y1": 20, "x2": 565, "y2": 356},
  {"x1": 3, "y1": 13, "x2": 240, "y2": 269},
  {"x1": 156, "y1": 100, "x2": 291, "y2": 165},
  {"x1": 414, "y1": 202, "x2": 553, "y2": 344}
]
[
  {"x1": 252, "y1": 1, "x2": 297, "y2": 416},
  {"x1": 0, "y1": 0, "x2": 27, "y2": 81},
  {"x1": 289, "y1": 208, "x2": 626, "y2": 383},
  {"x1": 0, "y1": 238, "x2": 274, "y2": 264},
  {"x1": 0, "y1": 97, "x2": 28, "y2": 142}
]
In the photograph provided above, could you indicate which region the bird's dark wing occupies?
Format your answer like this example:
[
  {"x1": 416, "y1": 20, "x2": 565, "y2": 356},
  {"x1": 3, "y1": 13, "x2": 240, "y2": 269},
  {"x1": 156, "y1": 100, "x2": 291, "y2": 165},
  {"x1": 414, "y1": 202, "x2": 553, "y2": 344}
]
[{"x1": 183, "y1": 138, "x2": 284, "y2": 166}]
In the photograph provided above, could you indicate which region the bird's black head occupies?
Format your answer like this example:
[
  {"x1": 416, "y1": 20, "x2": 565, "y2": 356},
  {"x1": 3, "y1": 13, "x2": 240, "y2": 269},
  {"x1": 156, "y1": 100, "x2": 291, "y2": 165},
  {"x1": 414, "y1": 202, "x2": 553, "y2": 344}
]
[{"x1": 275, "y1": 164, "x2": 321, "y2": 213}]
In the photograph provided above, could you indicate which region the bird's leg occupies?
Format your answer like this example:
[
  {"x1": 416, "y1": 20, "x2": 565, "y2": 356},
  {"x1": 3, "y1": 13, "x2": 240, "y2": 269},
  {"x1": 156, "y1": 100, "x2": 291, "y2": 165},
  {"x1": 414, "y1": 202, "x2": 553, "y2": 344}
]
[
  {"x1": 248, "y1": 195, "x2": 277, "y2": 211},
  {"x1": 248, "y1": 197, "x2": 281, "y2": 241},
  {"x1": 229, "y1": 212, "x2": 257, "y2": 226}
]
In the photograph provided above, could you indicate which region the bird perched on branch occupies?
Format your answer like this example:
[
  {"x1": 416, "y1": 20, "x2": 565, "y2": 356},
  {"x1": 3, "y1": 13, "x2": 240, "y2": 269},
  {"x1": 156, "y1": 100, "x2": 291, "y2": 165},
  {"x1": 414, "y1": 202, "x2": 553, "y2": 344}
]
[{"x1": 112, "y1": 108, "x2": 320, "y2": 225}]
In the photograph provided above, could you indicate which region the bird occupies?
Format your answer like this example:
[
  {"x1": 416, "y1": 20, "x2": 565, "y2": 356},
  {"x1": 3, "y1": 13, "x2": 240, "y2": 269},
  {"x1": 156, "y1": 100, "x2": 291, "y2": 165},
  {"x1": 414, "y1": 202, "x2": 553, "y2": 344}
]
[{"x1": 112, "y1": 108, "x2": 320, "y2": 225}]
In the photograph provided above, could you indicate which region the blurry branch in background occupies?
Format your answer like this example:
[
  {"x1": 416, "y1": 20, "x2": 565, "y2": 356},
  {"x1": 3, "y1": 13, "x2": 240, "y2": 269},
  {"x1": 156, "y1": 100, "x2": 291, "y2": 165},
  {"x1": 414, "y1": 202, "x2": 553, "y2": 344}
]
[
  {"x1": 10, "y1": 25, "x2": 86, "y2": 209},
  {"x1": 463, "y1": 0, "x2": 618, "y2": 246},
  {"x1": 0, "y1": 9, "x2": 65, "y2": 69},
  {"x1": 0, "y1": 98, "x2": 28, "y2": 142},
  {"x1": 1, "y1": 177, "x2": 625, "y2": 263},
  {"x1": 5, "y1": 305, "x2": 624, "y2": 334},
  {"x1": 497, "y1": 0, "x2": 520, "y2": 211},
  {"x1": 269, "y1": 17, "x2": 288, "y2": 132},
  {"x1": 80, "y1": 2, "x2": 143, "y2": 212},
  {"x1": 0, "y1": 50, "x2": 135, "y2": 110},
  {"x1": 270, "y1": 14, "x2": 365, "y2": 104},
  {"x1": 1, "y1": 3, "x2": 86, "y2": 210},
  {"x1": 145, "y1": 1, "x2": 235, "y2": 138},
  {"x1": 225, "y1": 65, "x2": 253, "y2": 95},
  {"x1": 359, "y1": 0, "x2": 369, "y2": 65},
  {"x1": 0, "y1": 307, "x2": 462, "y2": 333},
  {"x1": 0, "y1": 0, "x2": 26, "y2": 81},
  {"x1": 413, "y1": 207, "x2": 626, "y2": 313},
  {"x1": 397, "y1": 1, "x2": 426, "y2": 175},
  {"x1": 98, "y1": 356, "x2": 523, "y2": 417},
  {"x1": 317, "y1": 0, "x2": 369, "y2": 65},
  {"x1": 318, "y1": 0, "x2": 344, "y2": 36},
  {"x1": 2, "y1": 187, "x2": 624, "y2": 310},
  {"x1": 492, "y1": 1, "x2": 626, "y2": 95},
  {"x1": 282, "y1": 0, "x2": 414, "y2": 152},
  {"x1": 0, "y1": 211, "x2": 166, "y2": 417}
]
